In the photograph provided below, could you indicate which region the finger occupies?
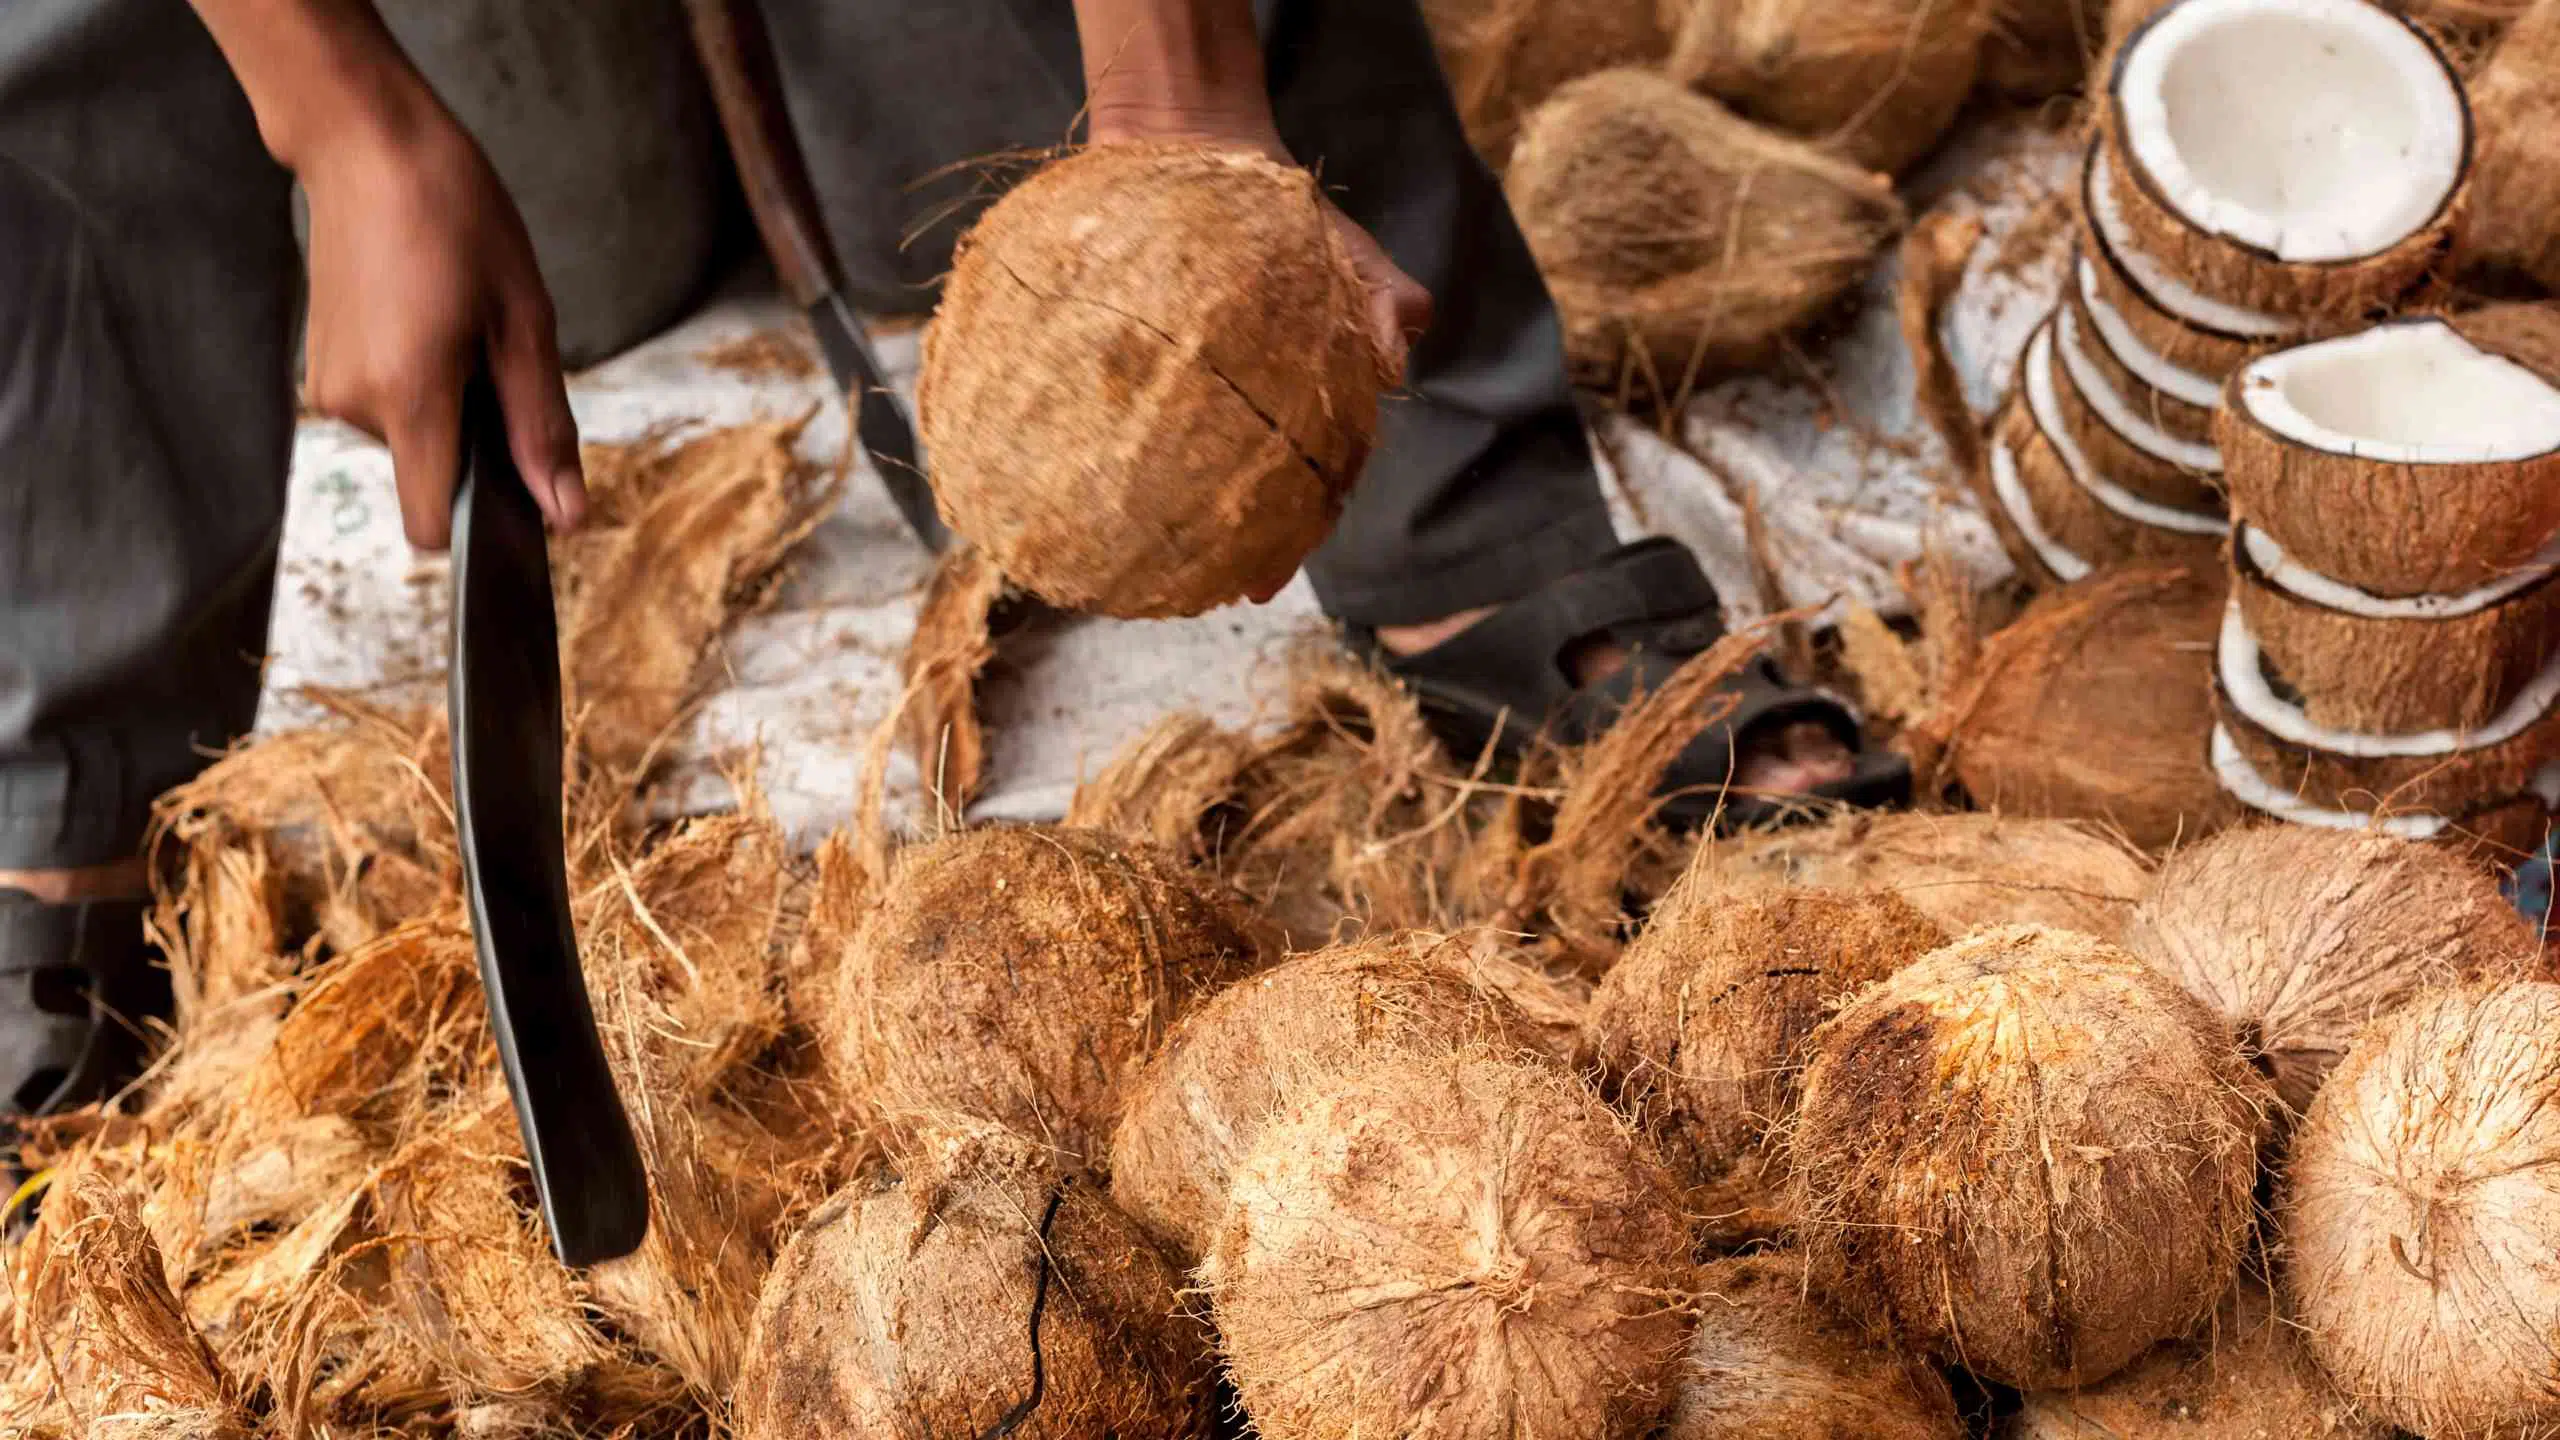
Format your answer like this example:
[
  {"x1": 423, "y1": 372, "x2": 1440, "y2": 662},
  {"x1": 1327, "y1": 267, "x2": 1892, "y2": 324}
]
[
  {"x1": 383, "y1": 361, "x2": 466, "y2": 552},
  {"x1": 1366, "y1": 287, "x2": 1413, "y2": 383},
  {"x1": 490, "y1": 287, "x2": 586, "y2": 532}
]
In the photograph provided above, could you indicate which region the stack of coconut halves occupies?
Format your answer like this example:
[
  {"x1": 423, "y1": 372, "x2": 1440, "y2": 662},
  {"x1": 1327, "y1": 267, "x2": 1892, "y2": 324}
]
[{"x1": 1980, "y1": 0, "x2": 2560, "y2": 850}]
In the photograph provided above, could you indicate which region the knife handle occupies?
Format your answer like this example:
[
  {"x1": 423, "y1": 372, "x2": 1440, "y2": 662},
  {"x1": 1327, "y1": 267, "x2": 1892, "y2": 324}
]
[{"x1": 684, "y1": 0, "x2": 837, "y2": 310}]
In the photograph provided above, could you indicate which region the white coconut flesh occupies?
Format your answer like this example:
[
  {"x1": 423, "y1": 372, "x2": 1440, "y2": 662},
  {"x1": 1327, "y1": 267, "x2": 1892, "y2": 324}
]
[
  {"x1": 2087, "y1": 148, "x2": 2297, "y2": 339},
  {"x1": 2055, "y1": 302, "x2": 2224, "y2": 471},
  {"x1": 2076, "y1": 255, "x2": 2224, "y2": 409},
  {"x1": 2025, "y1": 324, "x2": 2230, "y2": 536},
  {"x1": 2236, "y1": 321, "x2": 2560, "y2": 464},
  {"x1": 1989, "y1": 436, "x2": 2097, "y2": 583},
  {"x1": 2241, "y1": 524, "x2": 2560, "y2": 619},
  {"x1": 2209, "y1": 725, "x2": 2456, "y2": 837},
  {"x1": 2116, "y1": 0, "x2": 2466, "y2": 263},
  {"x1": 2219, "y1": 601, "x2": 2560, "y2": 753}
]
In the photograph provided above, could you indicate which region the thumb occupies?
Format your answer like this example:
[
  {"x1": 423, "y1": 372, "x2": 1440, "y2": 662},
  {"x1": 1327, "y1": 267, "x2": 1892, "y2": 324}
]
[{"x1": 489, "y1": 291, "x2": 586, "y2": 532}]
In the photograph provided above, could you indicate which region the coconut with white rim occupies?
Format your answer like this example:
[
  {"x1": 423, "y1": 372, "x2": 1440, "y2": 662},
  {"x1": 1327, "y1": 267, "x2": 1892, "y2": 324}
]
[
  {"x1": 2076, "y1": 140, "x2": 2304, "y2": 384},
  {"x1": 2219, "y1": 307, "x2": 2560, "y2": 597},
  {"x1": 2101, "y1": 0, "x2": 2471, "y2": 320},
  {"x1": 2208, "y1": 719, "x2": 2560, "y2": 853},
  {"x1": 2063, "y1": 246, "x2": 2218, "y2": 449},
  {"x1": 2046, "y1": 296, "x2": 2229, "y2": 514}
]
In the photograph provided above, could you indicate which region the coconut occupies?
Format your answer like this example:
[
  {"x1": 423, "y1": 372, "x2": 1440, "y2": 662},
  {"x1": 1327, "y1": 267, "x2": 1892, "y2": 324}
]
[
  {"x1": 1793, "y1": 924, "x2": 2270, "y2": 1390},
  {"x1": 732, "y1": 1126, "x2": 1212, "y2": 1440},
  {"x1": 2232, "y1": 520, "x2": 2560, "y2": 734},
  {"x1": 2455, "y1": 0, "x2": 2560, "y2": 291},
  {"x1": 2129, "y1": 825, "x2": 2541, "y2": 1118},
  {"x1": 2219, "y1": 309, "x2": 2560, "y2": 598},
  {"x1": 2099, "y1": 0, "x2": 2470, "y2": 321},
  {"x1": 2064, "y1": 251, "x2": 2219, "y2": 447},
  {"x1": 2076, "y1": 142, "x2": 2301, "y2": 384},
  {"x1": 2208, "y1": 718, "x2": 2560, "y2": 850},
  {"x1": 1981, "y1": 0, "x2": 2110, "y2": 96},
  {"x1": 1421, "y1": 0, "x2": 1669, "y2": 165},
  {"x1": 825, "y1": 825, "x2": 1264, "y2": 1169},
  {"x1": 1205, "y1": 1049, "x2": 1697, "y2": 1440},
  {"x1": 1504, "y1": 70, "x2": 1905, "y2": 396},
  {"x1": 1937, "y1": 563, "x2": 2242, "y2": 850},
  {"x1": 1585, "y1": 885, "x2": 1949, "y2": 1242},
  {"x1": 2282, "y1": 980, "x2": 2560, "y2": 1439},
  {"x1": 2010, "y1": 1284, "x2": 2385, "y2": 1438},
  {"x1": 2046, "y1": 302, "x2": 2227, "y2": 511},
  {"x1": 1107, "y1": 932, "x2": 1536, "y2": 1260},
  {"x1": 1666, "y1": 1253, "x2": 1966, "y2": 1440},
  {"x1": 1664, "y1": 0, "x2": 1997, "y2": 175},
  {"x1": 916, "y1": 142, "x2": 1385, "y2": 619},
  {"x1": 1986, "y1": 390, "x2": 2223, "y2": 587}
]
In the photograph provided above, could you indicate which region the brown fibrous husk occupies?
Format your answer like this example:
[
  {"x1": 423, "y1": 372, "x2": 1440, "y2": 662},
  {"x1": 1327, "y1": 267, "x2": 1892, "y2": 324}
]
[
  {"x1": 1421, "y1": 0, "x2": 1670, "y2": 165},
  {"x1": 1665, "y1": 1253, "x2": 1965, "y2": 1440},
  {"x1": 2011, "y1": 1283, "x2": 2386, "y2": 1438},
  {"x1": 1980, "y1": 0, "x2": 2109, "y2": 97},
  {"x1": 917, "y1": 142, "x2": 1385, "y2": 619},
  {"x1": 1206, "y1": 1048, "x2": 1698, "y2": 1440},
  {"x1": 1793, "y1": 924, "x2": 2271, "y2": 1391},
  {"x1": 1665, "y1": 0, "x2": 1998, "y2": 174},
  {"x1": 2453, "y1": 0, "x2": 2560, "y2": 291}
]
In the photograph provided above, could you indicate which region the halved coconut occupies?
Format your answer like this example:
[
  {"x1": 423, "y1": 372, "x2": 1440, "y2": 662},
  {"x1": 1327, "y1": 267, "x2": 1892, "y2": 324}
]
[
  {"x1": 2102, "y1": 0, "x2": 2470, "y2": 320},
  {"x1": 2078, "y1": 143, "x2": 2301, "y2": 383},
  {"x1": 2210, "y1": 722, "x2": 2560, "y2": 853},
  {"x1": 2048, "y1": 299, "x2": 2227, "y2": 510},
  {"x1": 2064, "y1": 250, "x2": 2217, "y2": 447},
  {"x1": 2232, "y1": 522, "x2": 2560, "y2": 733},
  {"x1": 2220, "y1": 311, "x2": 2560, "y2": 596}
]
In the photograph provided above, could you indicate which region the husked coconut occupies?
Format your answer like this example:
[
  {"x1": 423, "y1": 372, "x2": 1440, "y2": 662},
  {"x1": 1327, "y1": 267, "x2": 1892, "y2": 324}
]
[
  {"x1": 1936, "y1": 564, "x2": 2242, "y2": 851},
  {"x1": 1585, "y1": 885, "x2": 1948, "y2": 1243},
  {"x1": 1505, "y1": 70, "x2": 1905, "y2": 395},
  {"x1": 2219, "y1": 308, "x2": 2560, "y2": 597},
  {"x1": 2050, "y1": 293, "x2": 2225, "y2": 503},
  {"x1": 825, "y1": 825, "x2": 1263, "y2": 1168},
  {"x1": 1664, "y1": 0, "x2": 1998, "y2": 175},
  {"x1": 2283, "y1": 980, "x2": 2560, "y2": 1439},
  {"x1": 2101, "y1": 0, "x2": 2471, "y2": 320},
  {"x1": 1206, "y1": 1049, "x2": 1697, "y2": 1440},
  {"x1": 2231, "y1": 520, "x2": 2560, "y2": 734},
  {"x1": 1108, "y1": 931, "x2": 1535, "y2": 1260},
  {"x1": 2010, "y1": 1284, "x2": 2385, "y2": 1438},
  {"x1": 1666, "y1": 1253, "x2": 1965, "y2": 1439},
  {"x1": 2129, "y1": 825, "x2": 2540, "y2": 1117},
  {"x1": 2454, "y1": 0, "x2": 2560, "y2": 291},
  {"x1": 1421, "y1": 0, "x2": 1669, "y2": 165},
  {"x1": 2065, "y1": 250, "x2": 2219, "y2": 448},
  {"x1": 2077, "y1": 143, "x2": 2301, "y2": 385},
  {"x1": 1985, "y1": 390, "x2": 2222, "y2": 588},
  {"x1": 1793, "y1": 925, "x2": 2270, "y2": 1390},
  {"x1": 2207, "y1": 718, "x2": 2560, "y2": 852},
  {"x1": 733, "y1": 1127, "x2": 1212, "y2": 1440},
  {"x1": 1980, "y1": 0, "x2": 2110, "y2": 97},
  {"x1": 917, "y1": 143, "x2": 1386, "y2": 619}
]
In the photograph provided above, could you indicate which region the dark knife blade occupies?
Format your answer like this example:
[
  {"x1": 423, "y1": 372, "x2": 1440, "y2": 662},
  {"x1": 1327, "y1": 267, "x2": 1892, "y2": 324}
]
[
  {"x1": 448, "y1": 369, "x2": 651, "y2": 1268},
  {"x1": 808, "y1": 289, "x2": 948, "y2": 551}
]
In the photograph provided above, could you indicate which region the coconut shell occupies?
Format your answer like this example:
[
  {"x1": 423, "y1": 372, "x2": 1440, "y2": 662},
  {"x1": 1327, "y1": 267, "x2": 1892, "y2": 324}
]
[
  {"x1": 826, "y1": 825, "x2": 1264, "y2": 1168},
  {"x1": 1505, "y1": 70, "x2": 1905, "y2": 394},
  {"x1": 2282, "y1": 980, "x2": 2560, "y2": 1439},
  {"x1": 916, "y1": 142, "x2": 1385, "y2": 619},
  {"x1": 1585, "y1": 886, "x2": 1949, "y2": 1243},
  {"x1": 2219, "y1": 314, "x2": 2560, "y2": 598},
  {"x1": 1666, "y1": 1253, "x2": 1966, "y2": 1440},
  {"x1": 1421, "y1": 0, "x2": 1670, "y2": 165},
  {"x1": 1664, "y1": 0, "x2": 1997, "y2": 175},
  {"x1": 1794, "y1": 924, "x2": 2270, "y2": 1391},
  {"x1": 1206, "y1": 1049, "x2": 1697, "y2": 1440},
  {"x1": 2075, "y1": 147, "x2": 2289, "y2": 384},
  {"x1": 2010, "y1": 1284, "x2": 2385, "y2": 1438},
  {"x1": 2232, "y1": 523, "x2": 2560, "y2": 734},
  {"x1": 2213, "y1": 663, "x2": 2560, "y2": 815},
  {"x1": 2455, "y1": 0, "x2": 2560, "y2": 291},
  {"x1": 1980, "y1": 0, "x2": 2109, "y2": 97},
  {"x1": 1107, "y1": 932, "x2": 1535, "y2": 1261},
  {"x1": 2129, "y1": 825, "x2": 2541, "y2": 1118},
  {"x1": 1994, "y1": 391, "x2": 2223, "y2": 582},
  {"x1": 2046, "y1": 306, "x2": 2226, "y2": 512},
  {"x1": 1939, "y1": 562, "x2": 2242, "y2": 851},
  {"x1": 2063, "y1": 257, "x2": 2218, "y2": 446},
  {"x1": 732, "y1": 1129, "x2": 1213, "y2": 1440}
]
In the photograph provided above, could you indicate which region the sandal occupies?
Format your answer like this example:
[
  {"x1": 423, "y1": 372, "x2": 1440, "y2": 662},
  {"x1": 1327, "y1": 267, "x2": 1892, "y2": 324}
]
[
  {"x1": 1348, "y1": 538, "x2": 1911, "y2": 831},
  {"x1": 0, "y1": 890, "x2": 166, "y2": 1119}
]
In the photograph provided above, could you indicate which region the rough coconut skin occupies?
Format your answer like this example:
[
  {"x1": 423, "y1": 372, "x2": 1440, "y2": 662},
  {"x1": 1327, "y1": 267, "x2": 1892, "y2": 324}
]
[
  {"x1": 2075, "y1": 145, "x2": 2291, "y2": 385},
  {"x1": 1664, "y1": 0, "x2": 1997, "y2": 175},
  {"x1": 1793, "y1": 925, "x2": 2270, "y2": 1391},
  {"x1": 2451, "y1": 0, "x2": 2560, "y2": 293},
  {"x1": 1584, "y1": 885, "x2": 1948, "y2": 1243},
  {"x1": 2283, "y1": 981, "x2": 2560, "y2": 1439},
  {"x1": 1107, "y1": 932, "x2": 1536, "y2": 1261},
  {"x1": 1504, "y1": 69, "x2": 1904, "y2": 394},
  {"x1": 1991, "y1": 395, "x2": 2223, "y2": 584},
  {"x1": 1422, "y1": 0, "x2": 1669, "y2": 165},
  {"x1": 2130, "y1": 826, "x2": 2540, "y2": 1119},
  {"x1": 2213, "y1": 669, "x2": 2560, "y2": 816},
  {"x1": 2065, "y1": 265, "x2": 2219, "y2": 447},
  {"x1": 2011, "y1": 1284, "x2": 2385, "y2": 1438},
  {"x1": 733, "y1": 1131, "x2": 1212, "y2": 1440},
  {"x1": 917, "y1": 143, "x2": 1385, "y2": 619},
  {"x1": 1206, "y1": 1049, "x2": 1698, "y2": 1440},
  {"x1": 2045, "y1": 312, "x2": 2226, "y2": 513},
  {"x1": 1665, "y1": 1254, "x2": 1965, "y2": 1440},
  {"x1": 825, "y1": 825, "x2": 1264, "y2": 1169}
]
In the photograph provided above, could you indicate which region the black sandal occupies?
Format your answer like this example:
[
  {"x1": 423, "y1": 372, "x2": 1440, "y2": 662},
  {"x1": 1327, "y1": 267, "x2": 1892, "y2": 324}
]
[
  {"x1": 1348, "y1": 538, "x2": 1911, "y2": 831},
  {"x1": 0, "y1": 890, "x2": 166, "y2": 1120}
]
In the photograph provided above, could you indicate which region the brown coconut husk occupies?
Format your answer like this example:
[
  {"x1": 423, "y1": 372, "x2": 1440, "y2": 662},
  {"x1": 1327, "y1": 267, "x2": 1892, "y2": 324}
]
[
  {"x1": 2213, "y1": 665, "x2": 2560, "y2": 814},
  {"x1": 2063, "y1": 254, "x2": 2219, "y2": 446},
  {"x1": 732, "y1": 1124, "x2": 1214, "y2": 1440},
  {"x1": 1504, "y1": 70, "x2": 1905, "y2": 402},
  {"x1": 2074, "y1": 145, "x2": 2292, "y2": 385},
  {"x1": 1585, "y1": 884, "x2": 1949, "y2": 1245},
  {"x1": 1108, "y1": 931, "x2": 1540, "y2": 1260},
  {"x1": 2129, "y1": 825, "x2": 2540, "y2": 1120},
  {"x1": 917, "y1": 143, "x2": 1386, "y2": 620},
  {"x1": 2232, "y1": 524, "x2": 2560, "y2": 734},
  {"x1": 1421, "y1": 0, "x2": 1670, "y2": 165},
  {"x1": 1793, "y1": 924, "x2": 2270, "y2": 1391},
  {"x1": 1206, "y1": 1048, "x2": 1697, "y2": 1440},
  {"x1": 2044, "y1": 306, "x2": 2226, "y2": 512},
  {"x1": 2219, "y1": 309, "x2": 2560, "y2": 598},
  {"x1": 1666, "y1": 1253, "x2": 1965, "y2": 1440},
  {"x1": 1990, "y1": 391, "x2": 2223, "y2": 585},
  {"x1": 825, "y1": 824, "x2": 1265, "y2": 1169},
  {"x1": 1664, "y1": 0, "x2": 1998, "y2": 175},
  {"x1": 898, "y1": 543, "x2": 1007, "y2": 814},
  {"x1": 2281, "y1": 980, "x2": 2560, "y2": 1439},
  {"x1": 1930, "y1": 563, "x2": 2241, "y2": 851},
  {"x1": 2012, "y1": 1283, "x2": 2385, "y2": 1438},
  {"x1": 2461, "y1": 0, "x2": 2560, "y2": 290},
  {"x1": 1980, "y1": 0, "x2": 2109, "y2": 97}
]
